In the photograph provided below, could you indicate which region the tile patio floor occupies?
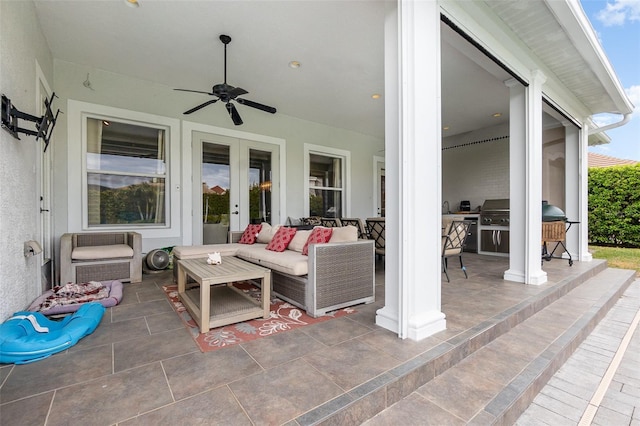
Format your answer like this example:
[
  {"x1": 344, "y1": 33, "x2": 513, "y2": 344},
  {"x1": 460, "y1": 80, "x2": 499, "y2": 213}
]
[{"x1": 0, "y1": 253, "x2": 607, "y2": 425}]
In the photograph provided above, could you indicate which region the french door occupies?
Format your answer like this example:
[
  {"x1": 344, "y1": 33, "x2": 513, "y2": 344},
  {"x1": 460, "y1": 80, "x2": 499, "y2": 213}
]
[{"x1": 191, "y1": 131, "x2": 280, "y2": 244}]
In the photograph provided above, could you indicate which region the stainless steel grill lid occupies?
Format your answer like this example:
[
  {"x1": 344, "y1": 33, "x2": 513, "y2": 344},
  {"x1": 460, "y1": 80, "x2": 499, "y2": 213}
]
[
  {"x1": 480, "y1": 199, "x2": 510, "y2": 226},
  {"x1": 481, "y1": 199, "x2": 509, "y2": 212}
]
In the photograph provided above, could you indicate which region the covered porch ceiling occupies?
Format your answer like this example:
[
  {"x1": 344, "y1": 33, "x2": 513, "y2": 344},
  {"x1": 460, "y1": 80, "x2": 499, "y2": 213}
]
[{"x1": 32, "y1": 0, "x2": 630, "y2": 141}]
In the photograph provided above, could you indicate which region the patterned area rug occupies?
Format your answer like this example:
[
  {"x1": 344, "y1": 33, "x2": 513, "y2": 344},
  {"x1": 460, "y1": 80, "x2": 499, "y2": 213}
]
[{"x1": 162, "y1": 282, "x2": 355, "y2": 353}]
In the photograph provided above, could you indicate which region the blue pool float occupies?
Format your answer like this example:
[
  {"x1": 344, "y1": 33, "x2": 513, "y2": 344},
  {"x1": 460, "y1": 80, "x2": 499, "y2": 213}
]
[{"x1": 0, "y1": 302, "x2": 105, "y2": 364}]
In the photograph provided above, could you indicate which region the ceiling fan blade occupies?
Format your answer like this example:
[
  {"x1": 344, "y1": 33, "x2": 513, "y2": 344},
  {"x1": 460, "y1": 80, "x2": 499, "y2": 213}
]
[
  {"x1": 183, "y1": 99, "x2": 218, "y2": 115},
  {"x1": 228, "y1": 87, "x2": 249, "y2": 99},
  {"x1": 226, "y1": 102, "x2": 243, "y2": 125},
  {"x1": 236, "y1": 98, "x2": 277, "y2": 114},
  {"x1": 174, "y1": 88, "x2": 214, "y2": 95}
]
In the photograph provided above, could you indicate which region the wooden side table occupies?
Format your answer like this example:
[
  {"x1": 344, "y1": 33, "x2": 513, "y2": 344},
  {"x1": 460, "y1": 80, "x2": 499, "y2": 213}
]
[{"x1": 176, "y1": 256, "x2": 271, "y2": 333}]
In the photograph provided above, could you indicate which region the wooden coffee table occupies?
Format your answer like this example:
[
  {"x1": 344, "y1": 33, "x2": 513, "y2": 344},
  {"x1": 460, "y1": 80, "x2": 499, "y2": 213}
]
[{"x1": 176, "y1": 256, "x2": 271, "y2": 333}]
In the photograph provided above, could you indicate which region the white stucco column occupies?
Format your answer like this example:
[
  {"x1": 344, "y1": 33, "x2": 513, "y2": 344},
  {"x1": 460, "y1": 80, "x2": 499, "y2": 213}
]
[
  {"x1": 504, "y1": 72, "x2": 547, "y2": 285},
  {"x1": 578, "y1": 124, "x2": 593, "y2": 261},
  {"x1": 376, "y1": 0, "x2": 445, "y2": 340},
  {"x1": 376, "y1": 1, "x2": 401, "y2": 335},
  {"x1": 563, "y1": 122, "x2": 583, "y2": 260}
]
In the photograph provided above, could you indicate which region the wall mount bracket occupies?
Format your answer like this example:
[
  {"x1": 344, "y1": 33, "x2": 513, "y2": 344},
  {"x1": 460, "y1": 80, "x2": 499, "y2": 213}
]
[{"x1": 1, "y1": 92, "x2": 61, "y2": 152}]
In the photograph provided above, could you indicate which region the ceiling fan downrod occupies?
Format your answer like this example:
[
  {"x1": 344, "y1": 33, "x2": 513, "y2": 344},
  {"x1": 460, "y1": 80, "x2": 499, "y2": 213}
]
[{"x1": 220, "y1": 34, "x2": 231, "y2": 85}]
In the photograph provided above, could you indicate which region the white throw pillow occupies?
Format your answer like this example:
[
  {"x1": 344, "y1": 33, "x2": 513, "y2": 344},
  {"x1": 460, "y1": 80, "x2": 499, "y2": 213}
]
[
  {"x1": 256, "y1": 223, "x2": 281, "y2": 244},
  {"x1": 288, "y1": 229, "x2": 312, "y2": 252}
]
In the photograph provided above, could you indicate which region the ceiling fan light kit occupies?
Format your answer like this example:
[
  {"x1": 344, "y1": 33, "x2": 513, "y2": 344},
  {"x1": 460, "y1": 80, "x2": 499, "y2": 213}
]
[{"x1": 174, "y1": 34, "x2": 276, "y2": 125}]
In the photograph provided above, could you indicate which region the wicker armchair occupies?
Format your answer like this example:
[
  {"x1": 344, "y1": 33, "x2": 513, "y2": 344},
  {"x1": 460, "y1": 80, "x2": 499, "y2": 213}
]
[{"x1": 60, "y1": 232, "x2": 142, "y2": 284}]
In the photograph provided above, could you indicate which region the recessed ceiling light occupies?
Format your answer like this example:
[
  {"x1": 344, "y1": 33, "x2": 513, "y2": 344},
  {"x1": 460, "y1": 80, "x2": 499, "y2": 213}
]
[
  {"x1": 288, "y1": 61, "x2": 301, "y2": 69},
  {"x1": 102, "y1": 120, "x2": 111, "y2": 126},
  {"x1": 371, "y1": 94, "x2": 381, "y2": 99},
  {"x1": 443, "y1": 126, "x2": 450, "y2": 131},
  {"x1": 492, "y1": 112, "x2": 502, "y2": 118},
  {"x1": 125, "y1": 0, "x2": 140, "y2": 8}
]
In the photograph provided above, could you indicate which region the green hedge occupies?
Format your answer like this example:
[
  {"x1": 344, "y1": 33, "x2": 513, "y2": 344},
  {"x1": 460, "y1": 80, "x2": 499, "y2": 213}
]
[{"x1": 588, "y1": 164, "x2": 640, "y2": 247}]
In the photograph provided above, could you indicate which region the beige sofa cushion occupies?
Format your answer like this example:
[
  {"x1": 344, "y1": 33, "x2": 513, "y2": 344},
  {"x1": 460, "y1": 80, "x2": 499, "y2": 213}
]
[
  {"x1": 328, "y1": 225, "x2": 358, "y2": 243},
  {"x1": 72, "y1": 244, "x2": 133, "y2": 260},
  {"x1": 237, "y1": 244, "x2": 308, "y2": 276},
  {"x1": 288, "y1": 229, "x2": 312, "y2": 252},
  {"x1": 172, "y1": 244, "x2": 241, "y2": 260}
]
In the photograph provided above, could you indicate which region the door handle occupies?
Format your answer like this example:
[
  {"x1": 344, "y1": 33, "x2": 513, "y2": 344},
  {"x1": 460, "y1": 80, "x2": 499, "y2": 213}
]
[
  {"x1": 231, "y1": 211, "x2": 239, "y2": 215},
  {"x1": 40, "y1": 208, "x2": 49, "y2": 213}
]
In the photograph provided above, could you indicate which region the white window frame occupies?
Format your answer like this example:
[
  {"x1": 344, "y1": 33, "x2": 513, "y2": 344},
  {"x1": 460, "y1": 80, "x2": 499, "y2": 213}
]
[
  {"x1": 303, "y1": 143, "x2": 351, "y2": 217},
  {"x1": 67, "y1": 100, "x2": 181, "y2": 238}
]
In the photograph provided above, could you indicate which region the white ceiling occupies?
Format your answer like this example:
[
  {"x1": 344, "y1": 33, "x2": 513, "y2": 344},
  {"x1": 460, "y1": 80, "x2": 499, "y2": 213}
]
[{"x1": 33, "y1": 0, "x2": 513, "y2": 139}]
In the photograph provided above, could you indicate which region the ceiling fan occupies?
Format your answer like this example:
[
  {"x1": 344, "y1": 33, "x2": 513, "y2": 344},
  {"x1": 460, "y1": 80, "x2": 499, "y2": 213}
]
[{"x1": 174, "y1": 34, "x2": 276, "y2": 125}]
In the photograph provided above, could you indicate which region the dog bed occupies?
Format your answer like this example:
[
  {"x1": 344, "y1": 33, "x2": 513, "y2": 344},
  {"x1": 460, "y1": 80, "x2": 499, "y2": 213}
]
[
  {"x1": 0, "y1": 302, "x2": 105, "y2": 364},
  {"x1": 27, "y1": 280, "x2": 123, "y2": 315}
]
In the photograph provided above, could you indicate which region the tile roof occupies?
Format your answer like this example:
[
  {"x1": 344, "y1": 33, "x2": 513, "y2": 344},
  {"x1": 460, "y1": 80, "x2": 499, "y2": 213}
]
[{"x1": 588, "y1": 152, "x2": 639, "y2": 168}]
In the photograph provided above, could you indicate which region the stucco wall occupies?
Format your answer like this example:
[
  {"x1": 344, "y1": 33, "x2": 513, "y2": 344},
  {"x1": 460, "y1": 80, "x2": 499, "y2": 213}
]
[{"x1": 0, "y1": 1, "x2": 53, "y2": 320}]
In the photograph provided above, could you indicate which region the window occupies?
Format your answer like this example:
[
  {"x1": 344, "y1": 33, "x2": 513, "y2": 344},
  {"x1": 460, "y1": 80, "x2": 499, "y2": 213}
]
[
  {"x1": 305, "y1": 144, "x2": 350, "y2": 218},
  {"x1": 86, "y1": 118, "x2": 167, "y2": 226}
]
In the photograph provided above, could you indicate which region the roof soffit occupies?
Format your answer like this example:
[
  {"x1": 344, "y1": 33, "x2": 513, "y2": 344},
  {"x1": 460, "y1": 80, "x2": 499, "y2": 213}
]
[{"x1": 484, "y1": 0, "x2": 632, "y2": 116}]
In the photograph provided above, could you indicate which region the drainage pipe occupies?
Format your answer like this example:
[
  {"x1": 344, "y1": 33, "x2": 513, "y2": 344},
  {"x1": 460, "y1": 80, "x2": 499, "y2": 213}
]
[{"x1": 588, "y1": 112, "x2": 633, "y2": 134}]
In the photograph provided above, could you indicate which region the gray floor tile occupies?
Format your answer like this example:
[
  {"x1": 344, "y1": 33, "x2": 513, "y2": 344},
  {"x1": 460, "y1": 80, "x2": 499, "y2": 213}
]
[
  {"x1": 240, "y1": 328, "x2": 326, "y2": 369},
  {"x1": 161, "y1": 345, "x2": 263, "y2": 401},
  {"x1": 70, "y1": 316, "x2": 150, "y2": 351},
  {"x1": 46, "y1": 363, "x2": 173, "y2": 426},
  {"x1": 119, "y1": 385, "x2": 252, "y2": 425},
  {"x1": 300, "y1": 316, "x2": 373, "y2": 346},
  {"x1": 111, "y1": 298, "x2": 173, "y2": 322},
  {"x1": 304, "y1": 339, "x2": 400, "y2": 391},
  {"x1": 0, "y1": 391, "x2": 53, "y2": 426},
  {"x1": 229, "y1": 358, "x2": 344, "y2": 425},
  {"x1": 0, "y1": 344, "x2": 113, "y2": 403},
  {"x1": 416, "y1": 366, "x2": 504, "y2": 421},
  {"x1": 363, "y1": 393, "x2": 465, "y2": 425},
  {"x1": 145, "y1": 310, "x2": 185, "y2": 334},
  {"x1": 113, "y1": 327, "x2": 197, "y2": 372}
]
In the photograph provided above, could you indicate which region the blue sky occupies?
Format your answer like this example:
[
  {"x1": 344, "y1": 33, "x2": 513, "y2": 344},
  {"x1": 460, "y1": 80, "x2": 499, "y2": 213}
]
[{"x1": 580, "y1": 0, "x2": 640, "y2": 160}]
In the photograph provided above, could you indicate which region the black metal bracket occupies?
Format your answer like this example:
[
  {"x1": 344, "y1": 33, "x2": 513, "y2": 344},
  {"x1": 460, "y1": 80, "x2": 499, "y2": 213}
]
[{"x1": 1, "y1": 92, "x2": 61, "y2": 152}]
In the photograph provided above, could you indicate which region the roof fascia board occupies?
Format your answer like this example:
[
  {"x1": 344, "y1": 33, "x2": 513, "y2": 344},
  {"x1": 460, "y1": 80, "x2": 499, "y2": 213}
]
[{"x1": 544, "y1": 0, "x2": 634, "y2": 114}]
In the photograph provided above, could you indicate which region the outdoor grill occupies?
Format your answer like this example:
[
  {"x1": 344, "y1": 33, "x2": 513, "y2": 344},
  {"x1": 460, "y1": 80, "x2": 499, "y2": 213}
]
[
  {"x1": 480, "y1": 198, "x2": 510, "y2": 226},
  {"x1": 479, "y1": 199, "x2": 510, "y2": 255},
  {"x1": 541, "y1": 202, "x2": 577, "y2": 266}
]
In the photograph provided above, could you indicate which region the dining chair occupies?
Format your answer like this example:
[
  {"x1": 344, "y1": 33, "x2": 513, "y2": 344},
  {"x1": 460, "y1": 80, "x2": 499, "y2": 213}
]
[
  {"x1": 366, "y1": 217, "x2": 385, "y2": 260},
  {"x1": 442, "y1": 220, "x2": 471, "y2": 282},
  {"x1": 320, "y1": 217, "x2": 342, "y2": 228}
]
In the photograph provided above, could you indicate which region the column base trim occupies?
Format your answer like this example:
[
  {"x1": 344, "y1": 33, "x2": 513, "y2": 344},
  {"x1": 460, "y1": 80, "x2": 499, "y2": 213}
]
[
  {"x1": 504, "y1": 268, "x2": 548, "y2": 285},
  {"x1": 407, "y1": 310, "x2": 446, "y2": 341},
  {"x1": 376, "y1": 306, "x2": 399, "y2": 334}
]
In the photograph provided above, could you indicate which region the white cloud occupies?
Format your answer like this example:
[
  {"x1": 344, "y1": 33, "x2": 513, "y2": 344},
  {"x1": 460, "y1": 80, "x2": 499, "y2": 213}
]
[
  {"x1": 626, "y1": 85, "x2": 640, "y2": 117},
  {"x1": 596, "y1": 0, "x2": 640, "y2": 26},
  {"x1": 592, "y1": 112, "x2": 622, "y2": 127}
]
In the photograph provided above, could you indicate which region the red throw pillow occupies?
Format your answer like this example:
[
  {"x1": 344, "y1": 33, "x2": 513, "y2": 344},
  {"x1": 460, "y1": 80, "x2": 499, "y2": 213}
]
[
  {"x1": 239, "y1": 224, "x2": 262, "y2": 245},
  {"x1": 266, "y1": 227, "x2": 297, "y2": 252},
  {"x1": 302, "y1": 227, "x2": 333, "y2": 255}
]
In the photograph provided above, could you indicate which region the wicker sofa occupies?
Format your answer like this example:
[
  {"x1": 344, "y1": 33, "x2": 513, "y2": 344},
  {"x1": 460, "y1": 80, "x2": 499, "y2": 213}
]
[
  {"x1": 60, "y1": 232, "x2": 143, "y2": 285},
  {"x1": 172, "y1": 225, "x2": 375, "y2": 317}
]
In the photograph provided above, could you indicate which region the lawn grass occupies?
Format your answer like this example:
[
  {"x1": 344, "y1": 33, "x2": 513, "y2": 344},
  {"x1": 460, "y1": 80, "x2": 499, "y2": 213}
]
[{"x1": 589, "y1": 245, "x2": 640, "y2": 276}]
